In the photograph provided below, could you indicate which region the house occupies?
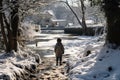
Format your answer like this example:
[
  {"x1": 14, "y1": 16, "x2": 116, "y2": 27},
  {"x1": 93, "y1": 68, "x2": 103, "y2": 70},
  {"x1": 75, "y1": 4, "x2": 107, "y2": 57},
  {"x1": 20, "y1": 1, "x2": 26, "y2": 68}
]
[
  {"x1": 51, "y1": 19, "x2": 67, "y2": 27},
  {"x1": 40, "y1": 10, "x2": 67, "y2": 27},
  {"x1": 40, "y1": 10, "x2": 55, "y2": 27}
]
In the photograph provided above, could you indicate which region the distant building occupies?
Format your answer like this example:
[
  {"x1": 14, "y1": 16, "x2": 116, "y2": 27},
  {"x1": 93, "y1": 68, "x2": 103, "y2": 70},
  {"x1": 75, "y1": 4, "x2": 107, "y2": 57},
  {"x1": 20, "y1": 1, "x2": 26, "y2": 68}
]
[
  {"x1": 51, "y1": 19, "x2": 66, "y2": 27},
  {"x1": 40, "y1": 10, "x2": 55, "y2": 27},
  {"x1": 40, "y1": 10, "x2": 67, "y2": 27}
]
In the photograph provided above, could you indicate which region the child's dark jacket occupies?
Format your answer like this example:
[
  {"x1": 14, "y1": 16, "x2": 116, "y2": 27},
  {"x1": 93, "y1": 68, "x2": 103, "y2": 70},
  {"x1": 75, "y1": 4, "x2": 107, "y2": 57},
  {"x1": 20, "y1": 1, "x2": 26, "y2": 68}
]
[{"x1": 54, "y1": 42, "x2": 64, "y2": 57}]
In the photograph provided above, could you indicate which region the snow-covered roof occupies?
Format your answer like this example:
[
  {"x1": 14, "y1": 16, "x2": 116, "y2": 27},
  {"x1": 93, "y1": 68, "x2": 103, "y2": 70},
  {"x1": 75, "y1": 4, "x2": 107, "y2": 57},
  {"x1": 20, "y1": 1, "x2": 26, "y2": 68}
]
[{"x1": 43, "y1": 10, "x2": 55, "y2": 16}]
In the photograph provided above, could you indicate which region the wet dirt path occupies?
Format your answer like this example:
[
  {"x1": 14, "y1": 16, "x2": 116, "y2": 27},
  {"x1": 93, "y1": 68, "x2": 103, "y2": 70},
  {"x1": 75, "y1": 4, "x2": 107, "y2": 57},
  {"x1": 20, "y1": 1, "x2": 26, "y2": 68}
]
[{"x1": 36, "y1": 54, "x2": 69, "y2": 80}]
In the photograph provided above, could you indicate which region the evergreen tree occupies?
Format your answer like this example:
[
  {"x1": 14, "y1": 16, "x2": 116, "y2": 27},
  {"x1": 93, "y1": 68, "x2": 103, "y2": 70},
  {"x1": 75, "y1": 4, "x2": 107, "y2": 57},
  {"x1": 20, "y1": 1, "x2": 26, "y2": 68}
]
[{"x1": 91, "y1": 0, "x2": 120, "y2": 48}]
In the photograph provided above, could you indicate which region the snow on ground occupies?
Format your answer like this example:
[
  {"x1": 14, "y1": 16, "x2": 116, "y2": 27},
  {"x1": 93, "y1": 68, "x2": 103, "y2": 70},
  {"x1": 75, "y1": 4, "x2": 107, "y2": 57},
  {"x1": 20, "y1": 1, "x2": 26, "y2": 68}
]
[
  {"x1": 66, "y1": 23, "x2": 104, "y2": 28},
  {"x1": 1, "y1": 26, "x2": 120, "y2": 80},
  {"x1": 26, "y1": 31, "x2": 114, "y2": 80},
  {"x1": 0, "y1": 23, "x2": 42, "y2": 79},
  {"x1": 67, "y1": 37, "x2": 120, "y2": 80},
  {"x1": 0, "y1": 47, "x2": 41, "y2": 79},
  {"x1": 29, "y1": 31, "x2": 120, "y2": 80}
]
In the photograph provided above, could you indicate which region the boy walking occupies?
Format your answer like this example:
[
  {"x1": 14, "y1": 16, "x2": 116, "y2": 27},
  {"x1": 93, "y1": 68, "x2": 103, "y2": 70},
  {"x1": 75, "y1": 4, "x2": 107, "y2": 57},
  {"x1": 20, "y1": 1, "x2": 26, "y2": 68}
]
[{"x1": 54, "y1": 38, "x2": 64, "y2": 66}]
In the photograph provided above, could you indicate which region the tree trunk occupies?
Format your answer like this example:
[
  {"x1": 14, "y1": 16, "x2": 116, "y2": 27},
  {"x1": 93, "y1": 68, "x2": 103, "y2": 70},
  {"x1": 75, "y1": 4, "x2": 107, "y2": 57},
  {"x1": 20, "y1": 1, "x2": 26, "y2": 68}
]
[
  {"x1": 60, "y1": 1, "x2": 87, "y2": 35},
  {"x1": 2, "y1": 12, "x2": 13, "y2": 52},
  {"x1": 0, "y1": 0, "x2": 19, "y2": 52},
  {"x1": 10, "y1": 1, "x2": 19, "y2": 52},
  {"x1": 65, "y1": 1, "x2": 83, "y2": 26},
  {"x1": 0, "y1": 0, "x2": 8, "y2": 51},
  {"x1": 105, "y1": 1, "x2": 120, "y2": 47},
  {"x1": 80, "y1": 0, "x2": 87, "y2": 34}
]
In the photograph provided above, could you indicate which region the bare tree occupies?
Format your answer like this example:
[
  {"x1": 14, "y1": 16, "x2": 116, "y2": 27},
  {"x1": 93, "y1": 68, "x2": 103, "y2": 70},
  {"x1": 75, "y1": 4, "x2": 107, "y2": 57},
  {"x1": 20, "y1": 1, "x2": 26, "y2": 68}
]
[
  {"x1": 61, "y1": 0, "x2": 87, "y2": 34},
  {"x1": 0, "y1": 0, "x2": 19, "y2": 52},
  {"x1": 0, "y1": 0, "x2": 56, "y2": 52},
  {"x1": 78, "y1": 0, "x2": 87, "y2": 34}
]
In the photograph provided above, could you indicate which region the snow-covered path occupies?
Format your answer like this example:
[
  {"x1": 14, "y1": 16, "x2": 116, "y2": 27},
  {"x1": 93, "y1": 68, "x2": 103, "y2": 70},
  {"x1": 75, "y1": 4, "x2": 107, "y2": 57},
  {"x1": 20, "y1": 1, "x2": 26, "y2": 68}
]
[
  {"x1": 26, "y1": 30, "x2": 97, "y2": 58},
  {"x1": 26, "y1": 30, "x2": 102, "y2": 80},
  {"x1": 27, "y1": 29, "x2": 120, "y2": 80},
  {"x1": 26, "y1": 30, "x2": 81, "y2": 79}
]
